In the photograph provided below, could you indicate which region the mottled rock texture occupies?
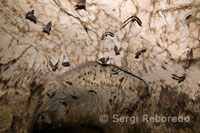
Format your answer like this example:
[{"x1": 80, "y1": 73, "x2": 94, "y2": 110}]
[{"x1": 0, "y1": 0, "x2": 200, "y2": 132}]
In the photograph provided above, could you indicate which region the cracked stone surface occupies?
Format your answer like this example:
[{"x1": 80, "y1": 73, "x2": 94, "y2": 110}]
[{"x1": 0, "y1": 0, "x2": 200, "y2": 132}]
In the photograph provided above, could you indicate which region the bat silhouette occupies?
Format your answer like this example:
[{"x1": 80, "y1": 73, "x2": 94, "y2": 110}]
[
  {"x1": 49, "y1": 60, "x2": 59, "y2": 71},
  {"x1": 43, "y1": 22, "x2": 52, "y2": 35},
  {"x1": 25, "y1": 10, "x2": 37, "y2": 24},
  {"x1": 99, "y1": 57, "x2": 109, "y2": 65},
  {"x1": 101, "y1": 32, "x2": 115, "y2": 40},
  {"x1": 122, "y1": 15, "x2": 142, "y2": 28},
  {"x1": 75, "y1": 0, "x2": 86, "y2": 10},
  {"x1": 114, "y1": 46, "x2": 122, "y2": 55},
  {"x1": 171, "y1": 74, "x2": 186, "y2": 83},
  {"x1": 62, "y1": 62, "x2": 70, "y2": 67},
  {"x1": 135, "y1": 49, "x2": 146, "y2": 59}
]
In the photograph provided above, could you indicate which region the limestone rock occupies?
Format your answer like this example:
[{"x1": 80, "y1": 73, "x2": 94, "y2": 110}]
[{"x1": 0, "y1": 0, "x2": 200, "y2": 132}]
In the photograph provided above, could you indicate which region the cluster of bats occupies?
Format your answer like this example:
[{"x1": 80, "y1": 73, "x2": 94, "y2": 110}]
[
  {"x1": 25, "y1": 10, "x2": 52, "y2": 35},
  {"x1": 99, "y1": 15, "x2": 146, "y2": 63},
  {"x1": 99, "y1": 16, "x2": 146, "y2": 65},
  {"x1": 25, "y1": 0, "x2": 86, "y2": 34},
  {"x1": 25, "y1": 2, "x2": 146, "y2": 72},
  {"x1": 25, "y1": 4, "x2": 78, "y2": 72},
  {"x1": 25, "y1": 0, "x2": 188, "y2": 84}
]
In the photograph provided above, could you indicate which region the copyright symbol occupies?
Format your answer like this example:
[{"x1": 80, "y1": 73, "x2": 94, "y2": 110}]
[{"x1": 99, "y1": 114, "x2": 108, "y2": 123}]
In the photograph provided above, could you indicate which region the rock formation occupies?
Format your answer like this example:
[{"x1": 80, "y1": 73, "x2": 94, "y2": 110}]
[{"x1": 0, "y1": 0, "x2": 200, "y2": 132}]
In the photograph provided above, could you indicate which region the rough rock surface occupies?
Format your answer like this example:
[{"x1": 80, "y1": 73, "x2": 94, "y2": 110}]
[{"x1": 0, "y1": 0, "x2": 200, "y2": 132}]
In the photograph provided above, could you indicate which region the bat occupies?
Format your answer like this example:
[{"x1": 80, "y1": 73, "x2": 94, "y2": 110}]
[
  {"x1": 49, "y1": 60, "x2": 59, "y2": 71},
  {"x1": 171, "y1": 74, "x2": 186, "y2": 83},
  {"x1": 185, "y1": 15, "x2": 192, "y2": 20},
  {"x1": 101, "y1": 31, "x2": 114, "y2": 40},
  {"x1": 99, "y1": 57, "x2": 109, "y2": 65},
  {"x1": 135, "y1": 49, "x2": 146, "y2": 59},
  {"x1": 66, "y1": 81, "x2": 72, "y2": 85},
  {"x1": 62, "y1": 62, "x2": 70, "y2": 67},
  {"x1": 71, "y1": 95, "x2": 78, "y2": 99},
  {"x1": 114, "y1": 46, "x2": 122, "y2": 55},
  {"x1": 122, "y1": 15, "x2": 142, "y2": 28},
  {"x1": 25, "y1": 10, "x2": 37, "y2": 24},
  {"x1": 75, "y1": 0, "x2": 86, "y2": 10},
  {"x1": 43, "y1": 21, "x2": 52, "y2": 35}
]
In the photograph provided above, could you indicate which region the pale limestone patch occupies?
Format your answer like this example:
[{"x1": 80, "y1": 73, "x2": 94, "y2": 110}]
[{"x1": 171, "y1": 0, "x2": 193, "y2": 7}]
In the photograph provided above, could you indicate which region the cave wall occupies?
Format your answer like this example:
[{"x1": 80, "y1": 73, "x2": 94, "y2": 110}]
[{"x1": 0, "y1": 0, "x2": 200, "y2": 132}]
